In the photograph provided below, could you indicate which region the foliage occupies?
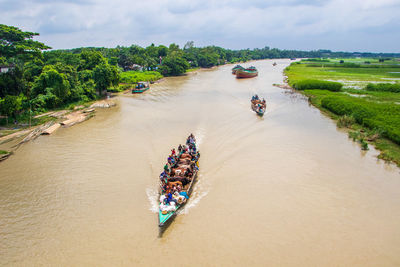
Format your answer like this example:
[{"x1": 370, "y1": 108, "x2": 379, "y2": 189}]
[
  {"x1": 31, "y1": 65, "x2": 71, "y2": 104},
  {"x1": 0, "y1": 94, "x2": 25, "y2": 119},
  {"x1": 79, "y1": 50, "x2": 107, "y2": 70},
  {"x1": 0, "y1": 24, "x2": 50, "y2": 60},
  {"x1": 159, "y1": 51, "x2": 189, "y2": 76},
  {"x1": 93, "y1": 63, "x2": 119, "y2": 96},
  {"x1": 120, "y1": 71, "x2": 162, "y2": 84},
  {"x1": 365, "y1": 83, "x2": 400, "y2": 93},
  {"x1": 292, "y1": 79, "x2": 343, "y2": 91},
  {"x1": 337, "y1": 115, "x2": 355, "y2": 128},
  {"x1": 0, "y1": 66, "x2": 25, "y2": 97}
]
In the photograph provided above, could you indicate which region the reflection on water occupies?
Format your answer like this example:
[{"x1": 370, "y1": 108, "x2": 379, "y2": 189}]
[{"x1": 1, "y1": 59, "x2": 400, "y2": 266}]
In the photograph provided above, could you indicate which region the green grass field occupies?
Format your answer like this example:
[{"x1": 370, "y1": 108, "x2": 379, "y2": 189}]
[{"x1": 285, "y1": 58, "x2": 400, "y2": 166}]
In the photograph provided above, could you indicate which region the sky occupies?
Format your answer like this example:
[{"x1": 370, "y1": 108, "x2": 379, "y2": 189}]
[{"x1": 1, "y1": 0, "x2": 400, "y2": 53}]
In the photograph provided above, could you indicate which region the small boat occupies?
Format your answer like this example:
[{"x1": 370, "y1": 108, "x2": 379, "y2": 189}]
[
  {"x1": 236, "y1": 66, "x2": 258, "y2": 78},
  {"x1": 132, "y1": 81, "x2": 149, "y2": 93},
  {"x1": 251, "y1": 95, "x2": 266, "y2": 116},
  {"x1": 158, "y1": 135, "x2": 200, "y2": 227},
  {"x1": 232, "y1": 65, "x2": 244, "y2": 74}
]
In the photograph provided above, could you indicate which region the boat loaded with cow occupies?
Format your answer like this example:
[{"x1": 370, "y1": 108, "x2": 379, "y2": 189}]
[{"x1": 158, "y1": 134, "x2": 200, "y2": 227}]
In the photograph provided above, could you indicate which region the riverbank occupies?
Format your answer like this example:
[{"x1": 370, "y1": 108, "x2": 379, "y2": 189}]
[
  {"x1": 283, "y1": 58, "x2": 400, "y2": 166},
  {"x1": 0, "y1": 99, "x2": 116, "y2": 162}
]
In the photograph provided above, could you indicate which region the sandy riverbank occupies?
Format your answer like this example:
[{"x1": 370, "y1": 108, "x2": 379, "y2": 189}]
[{"x1": 0, "y1": 99, "x2": 116, "y2": 162}]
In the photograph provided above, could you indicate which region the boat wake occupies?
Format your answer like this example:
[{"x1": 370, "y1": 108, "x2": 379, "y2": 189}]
[
  {"x1": 179, "y1": 173, "x2": 208, "y2": 214},
  {"x1": 194, "y1": 128, "x2": 205, "y2": 148},
  {"x1": 146, "y1": 188, "x2": 159, "y2": 213}
]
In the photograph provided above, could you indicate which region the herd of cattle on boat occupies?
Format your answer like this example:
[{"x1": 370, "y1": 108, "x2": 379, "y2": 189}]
[{"x1": 158, "y1": 134, "x2": 200, "y2": 227}]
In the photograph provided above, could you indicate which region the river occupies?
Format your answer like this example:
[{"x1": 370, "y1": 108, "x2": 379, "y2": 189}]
[{"x1": 1, "y1": 59, "x2": 400, "y2": 266}]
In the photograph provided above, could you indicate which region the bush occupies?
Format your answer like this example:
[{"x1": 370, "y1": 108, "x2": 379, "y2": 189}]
[
  {"x1": 120, "y1": 71, "x2": 163, "y2": 83},
  {"x1": 365, "y1": 83, "x2": 400, "y2": 93},
  {"x1": 337, "y1": 115, "x2": 355, "y2": 128},
  {"x1": 302, "y1": 58, "x2": 330, "y2": 62},
  {"x1": 321, "y1": 95, "x2": 400, "y2": 144},
  {"x1": 293, "y1": 79, "x2": 343, "y2": 92}
]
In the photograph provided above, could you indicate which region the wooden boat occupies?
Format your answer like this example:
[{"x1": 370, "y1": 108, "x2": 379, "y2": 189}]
[
  {"x1": 232, "y1": 65, "x2": 244, "y2": 74},
  {"x1": 251, "y1": 97, "x2": 266, "y2": 116},
  {"x1": 236, "y1": 66, "x2": 258, "y2": 78},
  {"x1": 158, "y1": 135, "x2": 200, "y2": 227},
  {"x1": 132, "y1": 81, "x2": 149, "y2": 93}
]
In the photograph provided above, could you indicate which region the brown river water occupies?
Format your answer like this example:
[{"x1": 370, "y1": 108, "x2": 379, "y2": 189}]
[{"x1": 1, "y1": 59, "x2": 400, "y2": 266}]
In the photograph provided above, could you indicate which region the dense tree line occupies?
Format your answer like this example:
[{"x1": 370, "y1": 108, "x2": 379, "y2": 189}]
[
  {"x1": 0, "y1": 24, "x2": 119, "y2": 121},
  {"x1": 1, "y1": 23, "x2": 400, "y2": 123}
]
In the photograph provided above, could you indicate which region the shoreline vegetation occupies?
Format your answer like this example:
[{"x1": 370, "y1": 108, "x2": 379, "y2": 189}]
[
  {"x1": 282, "y1": 58, "x2": 400, "y2": 167},
  {"x1": 1, "y1": 23, "x2": 400, "y2": 164}
]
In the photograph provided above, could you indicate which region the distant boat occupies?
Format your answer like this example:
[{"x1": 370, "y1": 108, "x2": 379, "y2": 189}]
[
  {"x1": 273, "y1": 62, "x2": 277, "y2": 66},
  {"x1": 132, "y1": 81, "x2": 149, "y2": 93},
  {"x1": 236, "y1": 66, "x2": 258, "y2": 78},
  {"x1": 251, "y1": 95, "x2": 266, "y2": 116},
  {"x1": 232, "y1": 65, "x2": 244, "y2": 74}
]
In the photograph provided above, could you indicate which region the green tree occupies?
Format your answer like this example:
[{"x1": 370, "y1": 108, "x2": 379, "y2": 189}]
[
  {"x1": 0, "y1": 24, "x2": 50, "y2": 61},
  {"x1": 93, "y1": 63, "x2": 119, "y2": 96},
  {"x1": 0, "y1": 66, "x2": 25, "y2": 97},
  {"x1": 31, "y1": 65, "x2": 71, "y2": 106},
  {"x1": 79, "y1": 50, "x2": 107, "y2": 70},
  {"x1": 159, "y1": 52, "x2": 189, "y2": 76},
  {"x1": 0, "y1": 94, "x2": 24, "y2": 123}
]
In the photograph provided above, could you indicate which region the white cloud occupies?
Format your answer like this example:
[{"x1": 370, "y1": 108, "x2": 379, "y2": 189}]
[{"x1": 0, "y1": 0, "x2": 399, "y2": 52}]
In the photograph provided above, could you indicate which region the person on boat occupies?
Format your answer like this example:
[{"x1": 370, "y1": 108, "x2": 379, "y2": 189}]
[
  {"x1": 179, "y1": 191, "x2": 189, "y2": 200},
  {"x1": 178, "y1": 144, "x2": 183, "y2": 154},
  {"x1": 162, "y1": 184, "x2": 169, "y2": 194},
  {"x1": 165, "y1": 192, "x2": 176, "y2": 204},
  {"x1": 160, "y1": 171, "x2": 168, "y2": 182},
  {"x1": 164, "y1": 163, "x2": 170, "y2": 174},
  {"x1": 190, "y1": 133, "x2": 196, "y2": 142},
  {"x1": 191, "y1": 146, "x2": 197, "y2": 155}
]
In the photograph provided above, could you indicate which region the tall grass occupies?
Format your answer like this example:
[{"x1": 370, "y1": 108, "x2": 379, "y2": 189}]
[
  {"x1": 365, "y1": 83, "x2": 400, "y2": 93},
  {"x1": 292, "y1": 79, "x2": 343, "y2": 92}
]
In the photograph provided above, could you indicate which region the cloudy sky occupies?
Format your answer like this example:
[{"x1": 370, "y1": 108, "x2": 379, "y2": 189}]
[{"x1": 1, "y1": 0, "x2": 399, "y2": 52}]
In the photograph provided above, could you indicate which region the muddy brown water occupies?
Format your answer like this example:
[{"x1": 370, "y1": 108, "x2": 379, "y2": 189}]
[{"x1": 1, "y1": 59, "x2": 400, "y2": 266}]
